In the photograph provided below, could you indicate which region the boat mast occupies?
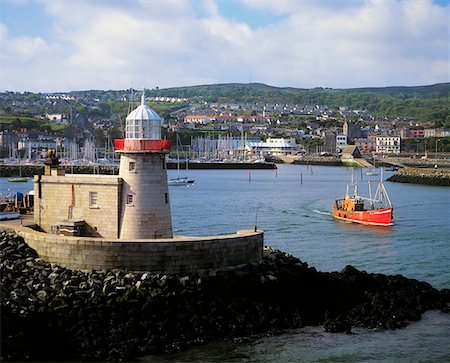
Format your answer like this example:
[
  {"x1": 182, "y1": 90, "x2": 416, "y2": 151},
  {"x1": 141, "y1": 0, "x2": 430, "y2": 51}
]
[{"x1": 176, "y1": 133, "x2": 181, "y2": 179}]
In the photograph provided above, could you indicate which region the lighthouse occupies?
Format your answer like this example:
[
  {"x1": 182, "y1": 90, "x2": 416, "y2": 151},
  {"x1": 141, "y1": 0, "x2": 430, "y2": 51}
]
[{"x1": 114, "y1": 90, "x2": 173, "y2": 239}]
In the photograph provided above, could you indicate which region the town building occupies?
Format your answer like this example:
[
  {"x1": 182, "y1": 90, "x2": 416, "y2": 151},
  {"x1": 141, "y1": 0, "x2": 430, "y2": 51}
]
[
  {"x1": 184, "y1": 115, "x2": 211, "y2": 124},
  {"x1": 341, "y1": 145, "x2": 363, "y2": 160},
  {"x1": 245, "y1": 138, "x2": 298, "y2": 156},
  {"x1": 375, "y1": 136, "x2": 401, "y2": 154},
  {"x1": 336, "y1": 134, "x2": 347, "y2": 153},
  {"x1": 322, "y1": 131, "x2": 337, "y2": 154},
  {"x1": 0, "y1": 131, "x2": 19, "y2": 150},
  {"x1": 354, "y1": 138, "x2": 375, "y2": 154}
]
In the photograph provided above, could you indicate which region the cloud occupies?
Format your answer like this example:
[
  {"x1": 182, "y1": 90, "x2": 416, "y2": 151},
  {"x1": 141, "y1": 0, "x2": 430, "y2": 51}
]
[{"x1": 0, "y1": 0, "x2": 448, "y2": 92}]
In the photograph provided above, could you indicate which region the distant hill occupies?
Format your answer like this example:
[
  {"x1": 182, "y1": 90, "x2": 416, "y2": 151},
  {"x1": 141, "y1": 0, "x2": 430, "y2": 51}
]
[
  {"x1": 148, "y1": 82, "x2": 449, "y2": 100},
  {"x1": 146, "y1": 82, "x2": 449, "y2": 124}
]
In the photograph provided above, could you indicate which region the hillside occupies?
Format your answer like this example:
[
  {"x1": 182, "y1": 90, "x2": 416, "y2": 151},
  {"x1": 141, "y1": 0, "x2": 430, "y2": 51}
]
[
  {"x1": 1, "y1": 83, "x2": 448, "y2": 125},
  {"x1": 146, "y1": 82, "x2": 449, "y2": 124}
]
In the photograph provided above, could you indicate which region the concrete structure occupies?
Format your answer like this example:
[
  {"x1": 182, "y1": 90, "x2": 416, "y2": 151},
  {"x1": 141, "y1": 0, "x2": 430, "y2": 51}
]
[
  {"x1": 115, "y1": 91, "x2": 173, "y2": 239},
  {"x1": 15, "y1": 226, "x2": 263, "y2": 273},
  {"x1": 354, "y1": 138, "x2": 375, "y2": 154},
  {"x1": 26, "y1": 90, "x2": 265, "y2": 273},
  {"x1": 34, "y1": 173, "x2": 122, "y2": 238},
  {"x1": 184, "y1": 115, "x2": 211, "y2": 124},
  {"x1": 0, "y1": 131, "x2": 19, "y2": 150},
  {"x1": 336, "y1": 134, "x2": 347, "y2": 153},
  {"x1": 343, "y1": 121, "x2": 360, "y2": 143},
  {"x1": 322, "y1": 131, "x2": 337, "y2": 154},
  {"x1": 375, "y1": 136, "x2": 401, "y2": 154},
  {"x1": 245, "y1": 138, "x2": 298, "y2": 156},
  {"x1": 424, "y1": 129, "x2": 436, "y2": 138}
]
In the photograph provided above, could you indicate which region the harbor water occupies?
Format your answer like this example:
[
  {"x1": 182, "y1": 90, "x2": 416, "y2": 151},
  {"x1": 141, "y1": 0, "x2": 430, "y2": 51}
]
[
  {"x1": 2, "y1": 164, "x2": 449, "y2": 362},
  {"x1": 164, "y1": 164, "x2": 450, "y2": 362}
]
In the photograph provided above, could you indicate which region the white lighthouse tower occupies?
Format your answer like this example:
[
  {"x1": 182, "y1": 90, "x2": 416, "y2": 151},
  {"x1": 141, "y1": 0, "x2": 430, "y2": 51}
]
[{"x1": 114, "y1": 90, "x2": 173, "y2": 239}]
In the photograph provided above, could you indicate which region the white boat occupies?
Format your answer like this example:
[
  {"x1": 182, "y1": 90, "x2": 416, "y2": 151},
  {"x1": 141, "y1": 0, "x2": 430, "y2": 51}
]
[
  {"x1": 168, "y1": 177, "x2": 195, "y2": 186},
  {"x1": 8, "y1": 177, "x2": 28, "y2": 182},
  {"x1": 169, "y1": 133, "x2": 195, "y2": 186},
  {"x1": 0, "y1": 211, "x2": 20, "y2": 221},
  {"x1": 365, "y1": 171, "x2": 378, "y2": 176}
]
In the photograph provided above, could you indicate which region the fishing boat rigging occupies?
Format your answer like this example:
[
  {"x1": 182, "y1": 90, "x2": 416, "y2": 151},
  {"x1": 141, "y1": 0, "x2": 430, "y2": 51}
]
[{"x1": 332, "y1": 169, "x2": 393, "y2": 226}]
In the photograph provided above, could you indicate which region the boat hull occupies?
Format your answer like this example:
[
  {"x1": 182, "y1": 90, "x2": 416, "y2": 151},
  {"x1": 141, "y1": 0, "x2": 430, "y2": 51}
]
[
  {"x1": 333, "y1": 205, "x2": 393, "y2": 226},
  {"x1": 168, "y1": 178, "x2": 195, "y2": 186},
  {"x1": 8, "y1": 177, "x2": 28, "y2": 182}
]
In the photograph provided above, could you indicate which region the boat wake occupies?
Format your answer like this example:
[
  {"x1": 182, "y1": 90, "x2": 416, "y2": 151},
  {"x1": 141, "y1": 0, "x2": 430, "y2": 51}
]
[{"x1": 313, "y1": 209, "x2": 331, "y2": 216}]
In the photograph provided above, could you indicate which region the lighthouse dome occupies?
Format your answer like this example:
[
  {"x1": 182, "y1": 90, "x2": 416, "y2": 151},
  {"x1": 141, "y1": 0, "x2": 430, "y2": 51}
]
[
  {"x1": 126, "y1": 104, "x2": 161, "y2": 122},
  {"x1": 125, "y1": 91, "x2": 162, "y2": 140}
]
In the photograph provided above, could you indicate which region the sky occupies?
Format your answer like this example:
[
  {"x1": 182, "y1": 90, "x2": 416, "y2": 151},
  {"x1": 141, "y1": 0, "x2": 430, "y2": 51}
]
[{"x1": 0, "y1": 0, "x2": 449, "y2": 93}]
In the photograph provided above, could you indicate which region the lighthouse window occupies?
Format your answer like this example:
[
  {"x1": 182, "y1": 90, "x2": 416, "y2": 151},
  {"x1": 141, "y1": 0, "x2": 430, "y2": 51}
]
[
  {"x1": 127, "y1": 194, "x2": 133, "y2": 204},
  {"x1": 129, "y1": 161, "x2": 136, "y2": 172},
  {"x1": 89, "y1": 191, "x2": 98, "y2": 207},
  {"x1": 165, "y1": 193, "x2": 168, "y2": 204}
]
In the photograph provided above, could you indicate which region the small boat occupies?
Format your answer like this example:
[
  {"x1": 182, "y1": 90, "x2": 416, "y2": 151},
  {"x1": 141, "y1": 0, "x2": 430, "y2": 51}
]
[
  {"x1": 333, "y1": 173, "x2": 393, "y2": 227},
  {"x1": 0, "y1": 211, "x2": 20, "y2": 221},
  {"x1": 169, "y1": 133, "x2": 195, "y2": 186},
  {"x1": 8, "y1": 177, "x2": 28, "y2": 182},
  {"x1": 168, "y1": 177, "x2": 195, "y2": 186},
  {"x1": 384, "y1": 166, "x2": 399, "y2": 171},
  {"x1": 365, "y1": 169, "x2": 378, "y2": 176}
]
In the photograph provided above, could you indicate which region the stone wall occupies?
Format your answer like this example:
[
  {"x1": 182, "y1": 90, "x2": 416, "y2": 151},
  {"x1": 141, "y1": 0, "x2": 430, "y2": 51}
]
[
  {"x1": 16, "y1": 227, "x2": 264, "y2": 273},
  {"x1": 118, "y1": 153, "x2": 172, "y2": 239},
  {"x1": 34, "y1": 174, "x2": 122, "y2": 238},
  {"x1": 387, "y1": 167, "x2": 450, "y2": 186},
  {"x1": 2, "y1": 231, "x2": 449, "y2": 362}
]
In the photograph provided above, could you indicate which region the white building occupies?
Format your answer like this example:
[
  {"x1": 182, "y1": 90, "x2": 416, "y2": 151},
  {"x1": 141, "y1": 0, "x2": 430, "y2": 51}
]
[
  {"x1": 336, "y1": 134, "x2": 347, "y2": 153},
  {"x1": 375, "y1": 136, "x2": 401, "y2": 154},
  {"x1": 184, "y1": 115, "x2": 211, "y2": 125},
  {"x1": 46, "y1": 114, "x2": 68, "y2": 125},
  {"x1": 245, "y1": 138, "x2": 298, "y2": 156}
]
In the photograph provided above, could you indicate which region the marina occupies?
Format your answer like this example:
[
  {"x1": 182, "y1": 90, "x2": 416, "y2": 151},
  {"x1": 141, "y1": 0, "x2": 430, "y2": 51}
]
[{"x1": 1, "y1": 163, "x2": 449, "y2": 362}]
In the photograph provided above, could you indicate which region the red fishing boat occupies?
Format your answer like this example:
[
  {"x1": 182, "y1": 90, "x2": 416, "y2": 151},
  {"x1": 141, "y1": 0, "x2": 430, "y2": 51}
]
[{"x1": 333, "y1": 174, "x2": 393, "y2": 227}]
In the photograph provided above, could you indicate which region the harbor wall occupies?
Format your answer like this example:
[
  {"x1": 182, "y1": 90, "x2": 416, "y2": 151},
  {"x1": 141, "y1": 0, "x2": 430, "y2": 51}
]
[
  {"x1": 387, "y1": 167, "x2": 450, "y2": 186},
  {"x1": 14, "y1": 226, "x2": 264, "y2": 273},
  {"x1": 2, "y1": 231, "x2": 449, "y2": 362},
  {"x1": 0, "y1": 162, "x2": 276, "y2": 177}
]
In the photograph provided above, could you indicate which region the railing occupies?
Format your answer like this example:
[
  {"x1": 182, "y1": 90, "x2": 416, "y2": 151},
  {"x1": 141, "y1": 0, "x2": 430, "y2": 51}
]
[{"x1": 114, "y1": 139, "x2": 172, "y2": 152}]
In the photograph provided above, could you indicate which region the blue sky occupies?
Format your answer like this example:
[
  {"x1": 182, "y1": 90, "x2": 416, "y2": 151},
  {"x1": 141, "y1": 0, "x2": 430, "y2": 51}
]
[{"x1": 0, "y1": 0, "x2": 449, "y2": 92}]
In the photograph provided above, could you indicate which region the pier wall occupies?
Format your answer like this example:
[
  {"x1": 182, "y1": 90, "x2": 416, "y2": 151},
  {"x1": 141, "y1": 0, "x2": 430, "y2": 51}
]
[
  {"x1": 0, "y1": 162, "x2": 276, "y2": 177},
  {"x1": 387, "y1": 167, "x2": 450, "y2": 186},
  {"x1": 15, "y1": 227, "x2": 264, "y2": 273}
]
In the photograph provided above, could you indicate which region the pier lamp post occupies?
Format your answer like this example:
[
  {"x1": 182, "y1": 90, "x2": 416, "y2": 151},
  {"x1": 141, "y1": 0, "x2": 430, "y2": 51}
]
[{"x1": 435, "y1": 138, "x2": 440, "y2": 160}]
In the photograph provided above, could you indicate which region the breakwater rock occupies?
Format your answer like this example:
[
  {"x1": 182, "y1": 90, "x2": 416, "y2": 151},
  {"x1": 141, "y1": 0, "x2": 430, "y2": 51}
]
[
  {"x1": 387, "y1": 167, "x2": 450, "y2": 186},
  {"x1": 266, "y1": 155, "x2": 342, "y2": 166},
  {"x1": 1, "y1": 232, "x2": 449, "y2": 362}
]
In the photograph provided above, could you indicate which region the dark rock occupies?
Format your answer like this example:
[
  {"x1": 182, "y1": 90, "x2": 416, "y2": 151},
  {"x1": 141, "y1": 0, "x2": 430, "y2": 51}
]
[{"x1": 1, "y1": 233, "x2": 449, "y2": 362}]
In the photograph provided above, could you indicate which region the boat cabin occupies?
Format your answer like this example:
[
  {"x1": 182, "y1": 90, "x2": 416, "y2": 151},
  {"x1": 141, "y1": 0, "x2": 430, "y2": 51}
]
[{"x1": 338, "y1": 196, "x2": 365, "y2": 212}]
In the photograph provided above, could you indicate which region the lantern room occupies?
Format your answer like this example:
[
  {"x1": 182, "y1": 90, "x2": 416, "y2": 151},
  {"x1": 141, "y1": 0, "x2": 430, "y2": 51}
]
[{"x1": 125, "y1": 91, "x2": 162, "y2": 140}]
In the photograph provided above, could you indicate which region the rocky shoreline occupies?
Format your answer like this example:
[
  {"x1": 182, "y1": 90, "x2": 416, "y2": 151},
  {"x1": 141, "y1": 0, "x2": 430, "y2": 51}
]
[
  {"x1": 387, "y1": 167, "x2": 450, "y2": 186},
  {"x1": 1, "y1": 231, "x2": 449, "y2": 362}
]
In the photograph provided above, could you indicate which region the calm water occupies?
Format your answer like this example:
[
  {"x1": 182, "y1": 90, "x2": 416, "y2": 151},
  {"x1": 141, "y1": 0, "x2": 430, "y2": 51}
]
[
  {"x1": 165, "y1": 164, "x2": 450, "y2": 362},
  {"x1": 2, "y1": 166, "x2": 449, "y2": 362}
]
